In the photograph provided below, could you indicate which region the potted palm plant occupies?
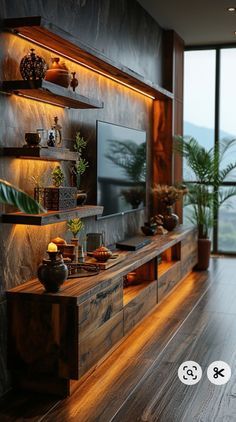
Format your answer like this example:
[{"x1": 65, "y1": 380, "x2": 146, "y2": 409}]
[{"x1": 175, "y1": 136, "x2": 236, "y2": 270}]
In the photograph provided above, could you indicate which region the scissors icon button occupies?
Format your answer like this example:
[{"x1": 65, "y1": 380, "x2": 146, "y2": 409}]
[
  {"x1": 213, "y1": 367, "x2": 225, "y2": 379},
  {"x1": 207, "y1": 361, "x2": 231, "y2": 385}
]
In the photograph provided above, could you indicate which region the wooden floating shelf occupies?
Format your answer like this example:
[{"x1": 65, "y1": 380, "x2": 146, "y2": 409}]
[
  {"x1": 0, "y1": 146, "x2": 79, "y2": 161},
  {"x1": 123, "y1": 281, "x2": 154, "y2": 306},
  {"x1": 1, "y1": 205, "x2": 104, "y2": 226},
  {"x1": 3, "y1": 16, "x2": 173, "y2": 101},
  {"x1": 0, "y1": 79, "x2": 104, "y2": 109}
]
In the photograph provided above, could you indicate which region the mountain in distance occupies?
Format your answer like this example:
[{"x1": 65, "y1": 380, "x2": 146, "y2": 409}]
[{"x1": 184, "y1": 121, "x2": 236, "y2": 150}]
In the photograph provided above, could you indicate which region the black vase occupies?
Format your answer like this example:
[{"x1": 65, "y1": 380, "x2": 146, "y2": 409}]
[
  {"x1": 163, "y1": 206, "x2": 179, "y2": 231},
  {"x1": 37, "y1": 254, "x2": 68, "y2": 292}
]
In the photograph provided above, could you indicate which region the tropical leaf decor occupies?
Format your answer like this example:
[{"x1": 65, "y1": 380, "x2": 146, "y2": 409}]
[{"x1": 0, "y1": 178, "x2": 45, "y2": 214}]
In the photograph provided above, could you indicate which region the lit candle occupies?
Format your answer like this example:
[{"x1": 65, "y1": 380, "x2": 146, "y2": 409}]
[{"x1": 47, "y1": 242, "x2": 58, "y2": 252}]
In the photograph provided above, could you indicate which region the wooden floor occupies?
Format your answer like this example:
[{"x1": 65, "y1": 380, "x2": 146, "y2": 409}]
[{"x1": 1, "y1": 257, "x2": 236, "y2": 421}]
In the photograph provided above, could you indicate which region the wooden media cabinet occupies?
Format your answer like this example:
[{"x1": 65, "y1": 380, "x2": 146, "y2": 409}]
[{"x1": 7, "y1": 225, "x2": 197, "y2": 396}]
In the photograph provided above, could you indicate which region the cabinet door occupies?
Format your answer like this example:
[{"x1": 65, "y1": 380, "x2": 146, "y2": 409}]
[
  {"x1": 78, "y1": 277, "x2": 123, "y2": 342},
  {"x1": 8, "y1": 298, "x2": 79, "y2": 380},
  {"x1": 124, "y1": 281, "x2": 157, "y2": 335},
  {"x1": 158, "y1": 261, "x2": 181, "y2": 301},
  {"x1": 79, "y1": 311, "x2": 123, "y2": 376},
  {"x1": 181, "y1": 229, "x2": 198, "y2": 277}
]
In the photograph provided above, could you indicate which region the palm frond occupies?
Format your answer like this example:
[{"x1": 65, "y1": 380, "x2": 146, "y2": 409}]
[
  {"x1": 0, "y1": 179, "x2": 45, "y2": 214},
  {"x1": 175, "y1": 135, "x2": 236, "y2": 238}
]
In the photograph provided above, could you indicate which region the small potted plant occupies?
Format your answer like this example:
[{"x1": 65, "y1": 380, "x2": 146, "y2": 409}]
[
  {"x1": 71, "y1": 131, "x2": 89, "y2": 205},
  {"x1": 67, "y1": 218, "x2": 84, "y2": 262}
]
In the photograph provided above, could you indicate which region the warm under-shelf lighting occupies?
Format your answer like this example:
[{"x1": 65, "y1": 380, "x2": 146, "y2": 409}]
[
  {"x1": 15, "y1": 32, "x2": 155, "y2": 100},
  {"x1": 227, "y1": 7, "x2": 236, "y2": 12},
  {"x1": 16, "y1": 92, "x2": 66, "y2": 108}
]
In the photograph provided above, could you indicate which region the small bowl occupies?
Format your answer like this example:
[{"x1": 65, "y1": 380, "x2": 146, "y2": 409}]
[
  {"x1": 141, "y1": 226, "x2": 157, "y2": 236},
  {"x1": 25, "y1": 132, "x2": 41, "y2": 147}
]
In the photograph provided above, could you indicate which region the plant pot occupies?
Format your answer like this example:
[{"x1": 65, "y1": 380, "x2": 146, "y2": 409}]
[
  {"x1": 163, "y1": 206, "x2": 179, "y2": 231},
  {"x1": 195, "y1": 238, "x2": 211, "y2": 270}
]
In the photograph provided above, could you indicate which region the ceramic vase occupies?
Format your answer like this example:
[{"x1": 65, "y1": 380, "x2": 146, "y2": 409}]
[
  {"x1": 45, "y1": 58, "x2": 70, "y2": 88},
  {"x1": 163, "y1": 206, "x2": 179, "y2": 231}
]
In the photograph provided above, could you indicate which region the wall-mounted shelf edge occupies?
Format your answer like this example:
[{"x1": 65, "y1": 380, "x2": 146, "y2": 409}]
[
  {"x1": 0, "y1": 79, "x2": 104, "y2": 109},
  {"x1": 3, "y1": 16, "x2": 173, "y2": 101},
  {"x1": 0, "y1": 146, "x2": 79, "y2": 161},
  {"x1": 1, "y1": 205, "x2": 104, "y2": 225}
]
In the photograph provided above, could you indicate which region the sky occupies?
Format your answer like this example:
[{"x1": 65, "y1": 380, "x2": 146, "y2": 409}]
[{"x1": 184, "y1": 48, "x2": 236, "y2": 136}]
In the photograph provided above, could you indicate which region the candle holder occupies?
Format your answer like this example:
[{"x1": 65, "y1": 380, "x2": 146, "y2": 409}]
[{"x1": 37, "y1": 250, "x2": 68, "y2": 293}]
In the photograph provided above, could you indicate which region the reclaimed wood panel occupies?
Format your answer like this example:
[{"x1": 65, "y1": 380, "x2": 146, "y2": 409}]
[
  {"x1": 79, "y1": 311, "x2": 123, "y2": 376},
  {"x1": 123, "y1": 282, "x2": 151, "y2": 306},
  {"x1": 124, "y1": 280, "x2": 157, "y2": 335},
  {"x1": 7, "y1": 297, "x2": 79, "y2": 380},
  {"x1": 158, "y1": 261, "x2": 181, "y2": 301},
  {"x1": 152, "y1": 99, "x2": 173, "y2": 214},
  {"x1": 134, "y1": 258, "x2": 157, "y2": 282},
  {"x1": 181, "y1": 229, "x2": 198, "y2": 277},
  {"x1": 78, "y1": 278, "x2": 123, "y2": 342}
]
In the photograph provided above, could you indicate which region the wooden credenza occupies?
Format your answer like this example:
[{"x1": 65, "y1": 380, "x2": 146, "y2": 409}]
[{"x1": 7, "y1": 226, "x2": 197, "y2": 396}]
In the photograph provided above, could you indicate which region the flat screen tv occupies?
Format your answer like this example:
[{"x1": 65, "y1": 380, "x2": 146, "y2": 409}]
[{"x1": 96, "y1": 120, "x2": 147, "y2": 218}]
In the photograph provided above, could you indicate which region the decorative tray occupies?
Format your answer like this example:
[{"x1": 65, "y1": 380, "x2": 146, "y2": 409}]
[{"x1": 67, "y1": 262, "x2": 100, "y2": 278}]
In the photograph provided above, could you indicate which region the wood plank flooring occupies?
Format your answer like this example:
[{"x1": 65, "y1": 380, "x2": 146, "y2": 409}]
[{"x1": 1, "y1": 257, "x2": 236, "y2": 421}]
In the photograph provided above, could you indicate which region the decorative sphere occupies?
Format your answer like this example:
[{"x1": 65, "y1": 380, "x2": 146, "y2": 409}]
[{"x1": 20, "y1": 48, "x2": 48, "y2": 80}]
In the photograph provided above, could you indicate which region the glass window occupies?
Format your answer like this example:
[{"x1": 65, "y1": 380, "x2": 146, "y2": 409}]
[
  {"x1": 219, "y1": 49, "x2": 236, "y2": 181},
  {"x1": 218, "y1": 189, "x2": 236, "y2": 252},
  {"x1": 183, "y1": 50, "x2": 216, "y2": 181}
]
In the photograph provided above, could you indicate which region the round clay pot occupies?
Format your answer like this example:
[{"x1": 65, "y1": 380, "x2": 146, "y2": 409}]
[
  {"x1": 37, "y1": 256, "x2": 68, "y2": 292},
  {"x1": 45, "y1": 58, "x2": 70, "y2": 88},
  {"x1": 195, "y1": 238, "x2": 211, "y2": 270},
  {"x1": 163, "y1": 206, "x2": 179, "y2": 231},
  {"x1": 93, "y1": 246, "x2": 112, "y2": 262}
]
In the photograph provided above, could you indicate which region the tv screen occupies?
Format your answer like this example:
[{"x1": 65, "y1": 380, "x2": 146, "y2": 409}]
[{"x1": 96, "y1": 120, "x2": 147, "y2": 218}]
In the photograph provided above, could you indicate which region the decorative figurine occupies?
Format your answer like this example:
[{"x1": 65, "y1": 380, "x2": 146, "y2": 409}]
[
  {"x1": 52, "y1": 116, "x2": 62, "y2": 147},
  {"x1": 20, "y1": 48, "x2": 47, "y2": 80},
  {"x1": 47, "y1": 131, "x2": 55, "y2": 147},
  {"x1": 70, "y1": 72, "x2": 79, "y2": 92}
]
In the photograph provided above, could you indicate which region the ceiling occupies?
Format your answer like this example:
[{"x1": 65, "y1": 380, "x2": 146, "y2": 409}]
[{"x1": 137, "y1": 0, "x2": 236, "y2": 46}]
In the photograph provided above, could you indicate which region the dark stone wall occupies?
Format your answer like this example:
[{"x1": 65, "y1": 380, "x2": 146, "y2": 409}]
[
  {"x1": 0, "y1": 0, "x2": 164, "y2": 396},
  {"x1": 0, "y1": 0, "x2": 163, "y2": 86}
]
